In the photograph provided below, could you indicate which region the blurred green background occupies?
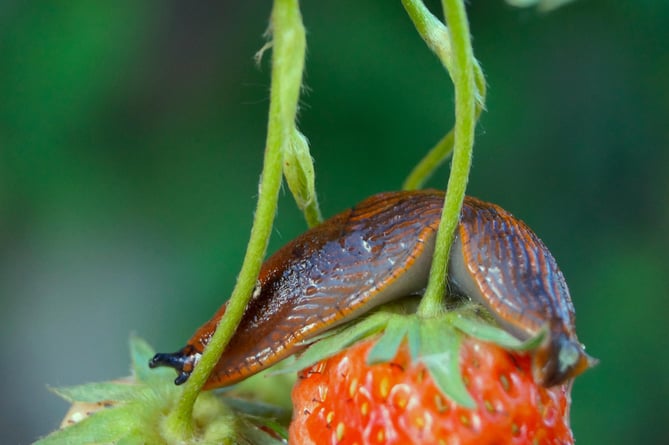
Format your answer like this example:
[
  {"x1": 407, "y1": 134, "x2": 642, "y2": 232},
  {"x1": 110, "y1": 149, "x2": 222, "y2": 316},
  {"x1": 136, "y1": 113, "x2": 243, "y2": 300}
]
[{"x1": 1, "y1": 1, "x2": 667, "y2": 443}]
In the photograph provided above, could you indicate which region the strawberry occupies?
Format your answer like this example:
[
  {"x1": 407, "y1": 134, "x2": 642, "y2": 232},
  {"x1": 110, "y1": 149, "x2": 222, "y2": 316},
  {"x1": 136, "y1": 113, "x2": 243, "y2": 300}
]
[{"x1": 289, "y1": 335, "x2": 573, "y2": 445}]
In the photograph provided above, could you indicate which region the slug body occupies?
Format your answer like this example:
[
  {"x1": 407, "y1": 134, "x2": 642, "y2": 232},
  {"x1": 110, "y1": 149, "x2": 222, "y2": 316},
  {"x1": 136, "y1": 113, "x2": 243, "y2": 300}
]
[{"x1": 150, "y1": 190, "x2": 594, "y2": 389}]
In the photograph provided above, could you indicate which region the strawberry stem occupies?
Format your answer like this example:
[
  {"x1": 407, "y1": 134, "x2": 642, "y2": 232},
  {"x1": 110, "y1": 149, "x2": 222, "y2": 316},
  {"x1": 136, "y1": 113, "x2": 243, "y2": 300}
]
[
  {"x1": 164, "y1": 0, "x2": 307, "y2": 440},
  {"x1": 401, "y1": 0, "x2": 486, "y2": 190},
  {"x1": 417, "y1": 0, "x2": 480, "y2": 318}
]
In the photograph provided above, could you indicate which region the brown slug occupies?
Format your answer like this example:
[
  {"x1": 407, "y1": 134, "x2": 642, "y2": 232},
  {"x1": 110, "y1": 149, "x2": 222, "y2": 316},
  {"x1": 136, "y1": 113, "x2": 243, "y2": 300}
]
[{"x1": 150, "y1": 190, "x2": 595, "y2": 389}]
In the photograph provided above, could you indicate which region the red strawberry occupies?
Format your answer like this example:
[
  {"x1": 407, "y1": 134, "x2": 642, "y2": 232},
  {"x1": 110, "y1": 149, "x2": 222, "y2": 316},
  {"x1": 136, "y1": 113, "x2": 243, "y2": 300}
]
[{"x1": 289, "y1": 336, "x2": 573, "y2": 445}]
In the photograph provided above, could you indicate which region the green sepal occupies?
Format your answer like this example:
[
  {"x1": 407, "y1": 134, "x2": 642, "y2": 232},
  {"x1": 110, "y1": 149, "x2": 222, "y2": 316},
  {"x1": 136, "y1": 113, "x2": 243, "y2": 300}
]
[
  {"x1": 366, "y1": 316, "x2": 408, "y2": 364},
  {"x1": 419, "y1": 319, "x2": 475, "y2": 408},
  {"x1": 515, "y1": 327, "x2": 548, "y2": 351},
  {"x1": 240, "y1": 415, "x2": 289, "y2": 442},
  {"x1": 283, "y1": 129, "x2": 314, "y2": 207},
  {"x1": 129, "y1": 335, "x2": 168, "y2": 383},
  {"x1": 519, "y1": 326, "x2": 549, "y2": 350},
  {"x1": 38, "y1": 336, "x2": 292, "y2": 445},
  {"x1": 449, "y1": 313, "x2": 547, "y2": 351},
  {"x1": 233, "y1": 417, "x2": 287, "y2": 445},
  {"x1": 272, "y1": 311, "x2": 391, "y2": 376},
  {"x1": 449, "y1": 313, "x2": 524, "y2": 348},
  {"x1": 116, "y1": 432, "x2": 148, "y2": 445},
  {"x1": 283, "y1": 128, "x2": 322, "y2": 226},
  {"x1": 223, "y1": 396, "x2": 291, "y2": 421},
  {"x1": 366, "y1": 314, "x2": 424, "y2": 365},
  {"x1": 406, "y1": 316, "x2": 422, "y2": 362},
  {"x1": 35, "y1": 402, "x2": 144, "y2": 445},
  {"x1": 49, "y1": 382, "x2": 138, "y2": 403}
]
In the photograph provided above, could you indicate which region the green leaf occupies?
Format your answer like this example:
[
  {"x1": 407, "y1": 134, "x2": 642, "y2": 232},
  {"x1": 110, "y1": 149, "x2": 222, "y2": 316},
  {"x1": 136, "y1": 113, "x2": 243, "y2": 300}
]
[
  {"x1": 35, "y1": 403, "x2": 142, "y2": 445},
  {"x1": 129, "y1": 335, "x2": 165, "y2": 383},
  {"x1": 223, "y1": 397, "x2": 291, "y2": 420},
  {"x1": 449, "y1": 313, "x2": 524, "y2": 347},
  {"x1": 49, "y1": 382, "x2": 137, "y2": 403},
  {"x1": 241, "y1": 415, "x2": 289, "y2": 442},
  {"x1": 449, "y1": 313, "x2": 547, "y2": 351},
  {"x1": 515, "y1": 327, "x2": 548, "y2": 351},
  {"x1": 272, "y1": 311, "x2": 390, "y2": 376},
  {"x1": 366, "y1": 316, "x2": 408, "y2": 364},
  {"x1": 117, "y1": 433, "x2": 148, "y2": 445},
  {"x1": 283, "y1": 128, "x2": 321, "y2": 226},
  {"x1": 406, "y1": 316, "x2": 422, "y2": 361},
  {"x1": 419, "y1": 320, "x2": 475, "y2": 408},
  {"x1": 234, "y1": 417, "x2": 287, "y2": 445}
]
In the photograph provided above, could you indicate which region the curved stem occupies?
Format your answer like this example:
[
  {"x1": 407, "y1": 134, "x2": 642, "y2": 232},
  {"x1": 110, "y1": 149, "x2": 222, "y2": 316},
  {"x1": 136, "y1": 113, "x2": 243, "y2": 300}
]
[
  {"x1": 403, "y1": 129, "x2": 454, "y2": 190},
  {"x1": 303, "y1": 199, "x2": 323, "y2": 228},
  {"x1": 402, "y1": 0, "x2": 454, "y2": 73},
  {"x1": 418, "y1": 0, "x2": 477, "y2": 317},
  {"x1": 401, "y1": 0, "x2": 486, "y2": 190},
  {"x1": 163, "y1": 0, "x2": 305, "y2": 439}
]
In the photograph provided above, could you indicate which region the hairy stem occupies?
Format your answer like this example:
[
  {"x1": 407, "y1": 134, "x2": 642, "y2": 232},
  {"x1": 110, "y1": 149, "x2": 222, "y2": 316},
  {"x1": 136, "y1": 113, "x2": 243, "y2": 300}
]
[
  {"x1": 164, "y1": 0, "x2": 305, "y2": 439},
  {"x1": 418, "y1": 0, "x2": 478, "y2": 317},
  {"x1": 403, "y1": 129, "x2": 455, "y2": 190},
  {"x1": 303, "y1": 198, "x2": 323, "y2": 227},
  {"x1": 401, "y1": 0, "x2": 486, "y2": 190}
]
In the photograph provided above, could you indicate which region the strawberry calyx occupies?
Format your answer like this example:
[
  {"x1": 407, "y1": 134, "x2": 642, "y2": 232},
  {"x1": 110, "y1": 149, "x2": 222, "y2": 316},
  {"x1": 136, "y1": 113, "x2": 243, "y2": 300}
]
[
  {"x1": 37, "y1": 336, "x2": 289, "y2": 445},
  {"x1": 273, "y1": 300, "x2": 547, "y2": 409}
]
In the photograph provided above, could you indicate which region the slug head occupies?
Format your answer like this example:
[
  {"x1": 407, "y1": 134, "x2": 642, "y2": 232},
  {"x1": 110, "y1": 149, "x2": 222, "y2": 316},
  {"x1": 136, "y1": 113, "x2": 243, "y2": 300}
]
[
  {"x1": 149, "y1": 345, "x2": 201, "y2": 385},
  {"x1": 532, "y1": 333, "x2": 598, "y2": 387}
]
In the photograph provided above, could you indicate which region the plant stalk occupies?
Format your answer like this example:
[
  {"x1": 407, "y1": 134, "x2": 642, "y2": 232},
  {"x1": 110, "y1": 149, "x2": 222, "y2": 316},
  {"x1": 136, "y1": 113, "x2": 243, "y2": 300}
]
[
  {"x1": 401, "y1": 0, "x2": 486, "y2": 190},
  {"x1": 418, "y1": 0, "x2": 478, "y2": 317},
  {"x1": 163, "y1": 0, "x2": 306, "y2": 439}
]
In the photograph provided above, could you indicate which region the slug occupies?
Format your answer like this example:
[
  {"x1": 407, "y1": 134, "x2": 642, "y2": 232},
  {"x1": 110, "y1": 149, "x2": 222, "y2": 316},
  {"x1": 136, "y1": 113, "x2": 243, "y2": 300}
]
[{"x1": 150, "y1": 190, "x2": 595, "y2": 389}]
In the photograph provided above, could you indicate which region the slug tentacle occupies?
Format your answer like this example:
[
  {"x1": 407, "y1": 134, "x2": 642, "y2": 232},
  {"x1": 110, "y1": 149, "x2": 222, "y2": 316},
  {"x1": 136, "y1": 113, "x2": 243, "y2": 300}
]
[
  {"x1": 149, "y1": 346, "x2": 199, "y2": 385},
  {"x1": 150, "y1": 190, "x2": 594, "y2": 389}
]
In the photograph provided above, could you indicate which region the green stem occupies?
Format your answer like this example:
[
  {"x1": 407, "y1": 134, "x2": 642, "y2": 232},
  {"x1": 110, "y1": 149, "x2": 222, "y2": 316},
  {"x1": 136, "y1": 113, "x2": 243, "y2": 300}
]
[
  {"x1": 403, "y1": 129, "x2": 454, "y2": 190},
  {"x1": 303, "y1": 199, "x2": 323, "y2": 228},
  {"x1": 418, "y1": 0, "x2": 477, "y2": 317},
  {"x1": 163, "y1": 0, "x2": 305, "y2": 440},
  {"x1": 401, "y1": 0, "x2": 486, "y2": 190},
  {"x1": 401, "y1": 0, "x2": 454, "y2": 73}
]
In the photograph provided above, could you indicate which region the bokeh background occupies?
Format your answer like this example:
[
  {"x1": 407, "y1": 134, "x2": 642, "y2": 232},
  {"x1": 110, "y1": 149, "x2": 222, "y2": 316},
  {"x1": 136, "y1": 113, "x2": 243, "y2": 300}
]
[{"x1": 1, "y1": 0, "x2": 667, "y2": 443}]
